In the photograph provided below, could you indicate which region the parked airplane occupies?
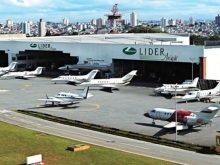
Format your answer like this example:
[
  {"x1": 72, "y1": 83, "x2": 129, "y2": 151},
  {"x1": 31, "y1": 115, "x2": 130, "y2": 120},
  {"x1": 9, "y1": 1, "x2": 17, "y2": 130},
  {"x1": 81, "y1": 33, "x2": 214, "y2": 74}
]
[
  {"x1": 143, "y1": 103, "x2": 220, "y2": 130},
  {"x1": 38, "y1": 87, "x2": 92, "y2": 106},
  {"x1": 51, "y1": 69, "x2": 99, "y2": 84},
  {"x1": 182, "y1": 81, "x2": 220, "y2": 102},
  {"x1": 1, "y1": 67, "x2": 44, "y2": 79},
  {"x1": 59, "y1": 61, "x2": 110, "y2": 71},
  {"x1": 154, "y1": 77, "x2": 199, "y2": 95},
  {"x1": 0, "y1": 62, "x2": 17, "y2": 75},
  {"x1": 79, "y1": 70, "x2": 137, "y2": 91}
]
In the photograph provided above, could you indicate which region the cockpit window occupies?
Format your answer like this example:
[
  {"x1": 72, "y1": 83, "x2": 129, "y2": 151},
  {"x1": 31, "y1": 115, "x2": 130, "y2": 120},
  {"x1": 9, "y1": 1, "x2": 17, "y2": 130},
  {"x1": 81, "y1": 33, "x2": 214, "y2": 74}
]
[{"x1": 151, "y1": 110, "x2": 156, "y2": 113}]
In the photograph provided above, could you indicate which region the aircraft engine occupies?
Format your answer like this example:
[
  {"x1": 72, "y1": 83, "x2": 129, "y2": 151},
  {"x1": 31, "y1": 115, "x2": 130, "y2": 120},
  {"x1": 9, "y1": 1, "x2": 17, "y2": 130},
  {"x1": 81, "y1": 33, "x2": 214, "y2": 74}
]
[{"x1": 183, "y1": 116, "x2": 211, "y2": 125}]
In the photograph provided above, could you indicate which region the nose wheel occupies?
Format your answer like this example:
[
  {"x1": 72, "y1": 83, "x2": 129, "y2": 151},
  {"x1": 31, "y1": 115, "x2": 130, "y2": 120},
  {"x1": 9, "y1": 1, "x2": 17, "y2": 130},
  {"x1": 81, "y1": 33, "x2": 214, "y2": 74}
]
[{"x1": 152, "y1": 120, "x2": 155, "y2": 125}]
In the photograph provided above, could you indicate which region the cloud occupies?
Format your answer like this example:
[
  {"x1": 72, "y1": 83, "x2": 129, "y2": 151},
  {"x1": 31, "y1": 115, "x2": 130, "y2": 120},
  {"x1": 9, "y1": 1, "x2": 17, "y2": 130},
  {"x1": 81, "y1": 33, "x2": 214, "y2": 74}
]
[{"x1": 7, "y1": 0, "x2": 52, "y2": 7}]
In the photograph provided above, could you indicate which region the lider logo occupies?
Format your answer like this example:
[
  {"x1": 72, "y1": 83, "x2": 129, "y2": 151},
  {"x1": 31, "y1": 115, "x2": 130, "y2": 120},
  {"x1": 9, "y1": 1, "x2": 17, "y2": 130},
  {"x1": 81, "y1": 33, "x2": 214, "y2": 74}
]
[
  {"x1": 123, "y1": 47, "x2": 137, "y2": 55},
  {"x1": 30, "y1": 43, "x2": 37, "y2": 48}
]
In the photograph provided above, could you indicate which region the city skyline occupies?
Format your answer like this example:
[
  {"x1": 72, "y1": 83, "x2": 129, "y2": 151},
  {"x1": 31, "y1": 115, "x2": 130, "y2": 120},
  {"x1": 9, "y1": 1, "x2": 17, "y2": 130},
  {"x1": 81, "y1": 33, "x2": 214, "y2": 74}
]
[{"x1": 1, "y1": 0, "x2": 220, "y2": 23}]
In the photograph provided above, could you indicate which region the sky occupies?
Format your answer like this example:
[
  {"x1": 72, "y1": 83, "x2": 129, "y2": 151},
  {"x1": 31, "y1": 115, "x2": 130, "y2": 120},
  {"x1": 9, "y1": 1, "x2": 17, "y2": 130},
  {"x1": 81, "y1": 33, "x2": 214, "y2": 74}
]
[{"x1": 1, "y1": 0, "x2": 220, "y2": 23}]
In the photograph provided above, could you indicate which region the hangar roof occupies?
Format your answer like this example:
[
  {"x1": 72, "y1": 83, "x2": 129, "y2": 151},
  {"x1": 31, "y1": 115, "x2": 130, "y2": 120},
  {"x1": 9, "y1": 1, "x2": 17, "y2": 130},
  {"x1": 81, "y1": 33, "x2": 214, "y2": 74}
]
[{"x1": 0, "y1": 33, "x2": 189, "y2": 45}]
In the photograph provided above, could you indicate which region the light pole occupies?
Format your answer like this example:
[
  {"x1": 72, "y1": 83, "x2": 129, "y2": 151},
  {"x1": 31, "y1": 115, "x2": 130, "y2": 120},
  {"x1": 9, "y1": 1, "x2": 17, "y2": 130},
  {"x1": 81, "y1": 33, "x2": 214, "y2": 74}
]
[
  {"x1": 190, "y1": 58, "x2": 195, "y2": 80},
  {"x1": 174, "y1": 84, "x2": 178, "y2": 141}
]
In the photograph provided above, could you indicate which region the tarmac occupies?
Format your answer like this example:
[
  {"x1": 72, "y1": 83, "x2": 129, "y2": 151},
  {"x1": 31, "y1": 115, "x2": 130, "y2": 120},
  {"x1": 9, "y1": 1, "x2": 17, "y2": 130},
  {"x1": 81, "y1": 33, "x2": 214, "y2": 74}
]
[{"x1": 0, "y1": 75, "x2": 220, "y2": 146}]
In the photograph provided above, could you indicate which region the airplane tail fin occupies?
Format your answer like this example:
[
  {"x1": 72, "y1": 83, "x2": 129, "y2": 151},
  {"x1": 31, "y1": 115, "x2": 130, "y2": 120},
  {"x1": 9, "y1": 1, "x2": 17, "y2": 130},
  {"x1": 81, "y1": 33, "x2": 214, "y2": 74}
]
[
  {"x1": 213, "y1": 81, "x2": 220, "y2": 92},
  {"x1": 190, "y1": 77, "x2": 199, "y2": 87},
  {"x1": 8, "y1": 62, "x2": 17, "y2": 71},
  {"x1": 121, "y1": 70, "x2": 137, "y2": 82},
  {"x1": 200, "y1": 102, "x2": 220, "y2": 119},
  {"x1": 33, "y1": 67, "x2": 44, "y2": 75},
  {"x1": 85, "y1": 70, "x2": 99, "y2": 81},
  {"x1": 78, "y1": 87, "x2": 91, "y2": 99}
]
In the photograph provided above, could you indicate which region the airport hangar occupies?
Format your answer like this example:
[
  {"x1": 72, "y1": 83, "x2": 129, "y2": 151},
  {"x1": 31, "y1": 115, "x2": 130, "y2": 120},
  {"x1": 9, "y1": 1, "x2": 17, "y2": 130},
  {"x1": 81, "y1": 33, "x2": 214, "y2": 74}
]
[{"x1": 0, "y1": 33, "x2": 219, "y2": 82}]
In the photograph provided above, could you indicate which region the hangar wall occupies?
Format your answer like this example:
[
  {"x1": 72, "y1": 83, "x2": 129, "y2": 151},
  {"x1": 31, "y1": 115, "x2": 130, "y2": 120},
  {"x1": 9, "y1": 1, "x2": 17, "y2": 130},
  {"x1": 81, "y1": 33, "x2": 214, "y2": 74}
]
[
  {"x1": 0, "y1": 41, "x2": 204, "y2": 65},
  {"x1": 204, "y1": 47, "x2": 220, "y2": 80}
]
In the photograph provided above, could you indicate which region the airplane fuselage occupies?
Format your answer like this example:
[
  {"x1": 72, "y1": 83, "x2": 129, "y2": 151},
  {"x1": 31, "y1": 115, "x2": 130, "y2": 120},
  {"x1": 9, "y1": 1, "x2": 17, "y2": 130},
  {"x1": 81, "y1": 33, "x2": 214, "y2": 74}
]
[
  {"x1": 80, "y1": 78, "x2": 126, "y2": 87},
  {"x1": 52, "y1": 75, "x2": 87, "y2": 84}
]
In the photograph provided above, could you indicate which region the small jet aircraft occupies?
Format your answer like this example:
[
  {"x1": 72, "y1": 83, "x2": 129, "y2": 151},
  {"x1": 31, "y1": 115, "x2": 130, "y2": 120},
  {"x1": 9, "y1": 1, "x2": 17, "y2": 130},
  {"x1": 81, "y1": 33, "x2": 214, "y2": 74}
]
[
  {"x1": 51, "y1": 69, "x2": 99, "y2": 84},
  {"x1": 144, "y1": 103, "x2": 220, "y2": 130},
  {"x1": 154, "y1": 77, "x2": 199, "y2": 95},
  {"x1": 0, "y1": 62, "x2": 17, "y2": 76},
  {"x1": 79, "y1": 70, "x2": 138, "y2": 91},
  {"x1": 182, "y1": 81, "x2": 220, "y2": 103},
  {"x1": 1, "y1": 67, "x2": 44, "y2": 79},
  {"x1": 38, "y1": 87, "x2": 92, "y2": 106}
]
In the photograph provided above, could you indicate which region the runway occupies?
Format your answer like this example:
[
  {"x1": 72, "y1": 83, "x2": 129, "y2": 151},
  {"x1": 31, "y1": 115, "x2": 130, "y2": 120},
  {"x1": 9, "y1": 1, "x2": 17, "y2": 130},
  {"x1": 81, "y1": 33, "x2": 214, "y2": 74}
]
[
  {"x1": 0, "y1": 110, "x2": 220, "y2": 165},
  {"x1": 0, "y1": 77, "x2": 220, "y2": 159}
]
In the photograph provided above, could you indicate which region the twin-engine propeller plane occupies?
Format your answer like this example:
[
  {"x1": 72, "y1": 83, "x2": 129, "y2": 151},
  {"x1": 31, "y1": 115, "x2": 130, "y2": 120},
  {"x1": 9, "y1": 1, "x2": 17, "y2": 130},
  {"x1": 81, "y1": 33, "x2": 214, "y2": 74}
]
[
  {"x1": 51, "y1": 69, "x2": 99, "y2": 84},
  {"x1": 144, "y1": 103, "x2": 220, "y2": 131},
  {"x1": 38, "y1": 87, "x2": 92, "y2": 106},
  {"x1": 1, "y1": 67, "x2": 44, "y2": 79},
  {"x1": 0, "y1": 62, "x2": 17, "y2": 76}
]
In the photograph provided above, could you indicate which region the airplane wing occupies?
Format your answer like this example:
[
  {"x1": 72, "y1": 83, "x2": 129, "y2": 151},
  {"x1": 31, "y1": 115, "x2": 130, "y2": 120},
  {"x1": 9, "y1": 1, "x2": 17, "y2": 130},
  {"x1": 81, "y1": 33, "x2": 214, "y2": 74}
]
[
  {"x1": 102, "y1": 84, "x2": 119, "y2": 88},
  {"x1": 38, "y1": 97, "x2": 64, "y2": 103},
  {"x1": 23, "y1": 75, "x2": 37, "y2": 79},
  {"x1": 163, "y1": 122, "x2": 189, "y2": 130},
  {"x1": 163, "y1": 122, "x2": 176, "y2": 128}
]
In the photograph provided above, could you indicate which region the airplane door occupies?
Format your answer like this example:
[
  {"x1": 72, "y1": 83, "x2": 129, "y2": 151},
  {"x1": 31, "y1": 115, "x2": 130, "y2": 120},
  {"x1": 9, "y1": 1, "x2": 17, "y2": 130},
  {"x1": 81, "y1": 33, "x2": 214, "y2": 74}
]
[
  {"x1": 196, "y1": 92, "x2": 200, "y2": 98},
  {"x1": 156, "y1": 111, "x2": 160, "y2": 120}
]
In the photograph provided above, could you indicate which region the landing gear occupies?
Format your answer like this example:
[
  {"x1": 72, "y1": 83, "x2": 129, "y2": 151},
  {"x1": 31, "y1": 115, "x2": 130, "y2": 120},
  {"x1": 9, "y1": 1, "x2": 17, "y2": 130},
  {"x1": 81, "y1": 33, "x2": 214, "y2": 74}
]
[
  {"x1": 54, "y1": 82, "x2": 56, "y2": 84},
  {"x1": 152, "y1": 120, "x2": 155, "y2": 125}
]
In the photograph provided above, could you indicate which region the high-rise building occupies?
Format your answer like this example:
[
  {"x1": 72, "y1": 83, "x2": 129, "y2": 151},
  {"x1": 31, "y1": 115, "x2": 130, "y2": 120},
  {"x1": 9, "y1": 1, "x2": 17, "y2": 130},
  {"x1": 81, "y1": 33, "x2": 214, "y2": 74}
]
[
  {"x1": 168, "y1": 19, "x2": 176, "y2": 26},
  {"x1": 6, "y1": 19, "x2": 13, "y2": 27},
  {"x1": 96, "y1": 18, "x2": 106, "y2": 28},
  {"x1": 63, "y1": 18, "x2": 69, "y2": 25},
  {"x1": 189, "y1": 17, "x2": 195, "y2": 25},
  {"x1": 130, "y1": 12, "x2": 137, "y2": 27},
  {"x1": 21, "y1": 21, "x2": 31, "y2": 34},
  {"x1": 160, "y1": 17, "x2": 168, "y2": 27},
  {"x1": 91, "y1": 19, "x2": 97, "y2": 26},
  {"x1": 38, "y1": 18, "x2": 46, "y2": 37},
  {"x1": 215, "y1": 14, "x2": 220, "y2": 25}
]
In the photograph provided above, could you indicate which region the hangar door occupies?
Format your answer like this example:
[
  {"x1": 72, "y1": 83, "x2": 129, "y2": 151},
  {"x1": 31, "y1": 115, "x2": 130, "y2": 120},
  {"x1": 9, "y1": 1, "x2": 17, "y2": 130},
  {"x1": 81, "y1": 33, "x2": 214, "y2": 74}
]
[
  {"x1": 113, "y1": 59, "x2": 199, "y2": 84},
  {"x1": 0, "y1": 51, "x2": 8, "y2": 67}
]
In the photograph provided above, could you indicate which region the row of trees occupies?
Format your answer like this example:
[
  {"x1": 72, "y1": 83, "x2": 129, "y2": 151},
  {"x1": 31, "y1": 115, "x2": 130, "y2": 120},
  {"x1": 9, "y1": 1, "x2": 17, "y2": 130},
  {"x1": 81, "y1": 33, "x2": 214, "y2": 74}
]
[{"x1": 190, "y1": 35, "x2": 220, "y2": 45}]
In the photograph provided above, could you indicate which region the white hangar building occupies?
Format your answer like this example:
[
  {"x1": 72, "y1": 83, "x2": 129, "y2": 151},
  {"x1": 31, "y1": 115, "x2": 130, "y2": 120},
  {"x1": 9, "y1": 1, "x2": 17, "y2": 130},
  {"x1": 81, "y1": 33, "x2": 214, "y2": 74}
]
[{"x1": 0, "y1": 33, "x2": 219, "y2": 82}]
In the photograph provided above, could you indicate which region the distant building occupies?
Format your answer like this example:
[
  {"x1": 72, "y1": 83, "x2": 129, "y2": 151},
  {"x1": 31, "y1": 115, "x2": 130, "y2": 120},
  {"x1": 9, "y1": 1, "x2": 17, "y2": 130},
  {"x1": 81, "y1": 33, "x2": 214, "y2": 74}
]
[
  {"x1": 122, "y1": 19, "x2": 128, "y2": 25},
  {"x1": 91, "y1": 19, "x2": 97, "y2": 26},
  {"x1": 160, "y1": 17, "x2": 168, "y2": 27},
  {"x1": 130, "y1": 12, "x2": 137, "y2": 27},
  {"x1": 6, "y1": 19, "x2": 13, "y2": 27},
  {"x1": 21, "y1": 21, "x2": 31, "y2": 34},
  {"x1": 63, "y1": 18, "x2": 69, "y2": 26},
  {"x1": 168, "y1": 19, "x2": 176, "y2": 26},
  {"x1": 96, "y1": 18, "x2": 106, "y2": 28},
  {"x1": 38, "y1": 18, "x2": 46, "y2": 37},
  {"x1": 189, "y1": 17, "x2": 195, "y2": 25},
  {"x1": 215, "y1": 14, "x2": 220, "y2": 25}
]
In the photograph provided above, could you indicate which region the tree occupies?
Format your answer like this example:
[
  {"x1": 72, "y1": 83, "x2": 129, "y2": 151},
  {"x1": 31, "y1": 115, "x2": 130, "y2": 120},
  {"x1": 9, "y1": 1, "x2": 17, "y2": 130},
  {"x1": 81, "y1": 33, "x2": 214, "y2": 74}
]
[{"x1": 127, "y1": 26, "x2": 163, "y2": 33}]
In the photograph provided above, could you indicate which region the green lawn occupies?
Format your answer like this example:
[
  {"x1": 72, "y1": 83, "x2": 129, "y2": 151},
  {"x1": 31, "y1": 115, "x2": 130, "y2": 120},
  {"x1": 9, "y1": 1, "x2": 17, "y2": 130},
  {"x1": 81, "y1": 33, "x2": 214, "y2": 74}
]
[{"x1": 0, "y1": 121, "x2": 179, "y2": 165}]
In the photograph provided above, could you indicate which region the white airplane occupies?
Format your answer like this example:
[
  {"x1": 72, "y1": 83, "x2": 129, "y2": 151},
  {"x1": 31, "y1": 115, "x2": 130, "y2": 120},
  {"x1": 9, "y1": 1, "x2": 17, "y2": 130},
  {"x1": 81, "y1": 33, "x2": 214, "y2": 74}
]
[
  {"x1": 79, "y1": 70, "x2": 138, "y2": 91},
  {"x1": 0, "y1": 62, "x2": 17, "y2": 75},
  {"x1": 144, "y1": 103, "x2": 220, "y2": 130},
  {"x1": 154, "y1": 77, "x2": 199, "y2": 95},
  {"x1": 59, "y1": 62, "x2": 110, "y2": 71},
  {"x1": 38, "y1": 87, "x2": 92, "y2": 106},
  {"x1": 51, "y1": 70, "x2": 99, "y2": 84},
  {"x1": 1, "y1": 67, "x2": 44, "y2": 79},
  {"x1": 182, "y1": 81, "x2": 220, "y2": 102}
]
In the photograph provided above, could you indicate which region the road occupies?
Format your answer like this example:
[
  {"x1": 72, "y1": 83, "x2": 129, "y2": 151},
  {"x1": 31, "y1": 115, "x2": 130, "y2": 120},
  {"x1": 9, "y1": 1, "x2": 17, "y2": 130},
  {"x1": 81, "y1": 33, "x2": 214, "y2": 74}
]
[{"x1": 0, "y1": 110, "x2": 219, "y2": 165}]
